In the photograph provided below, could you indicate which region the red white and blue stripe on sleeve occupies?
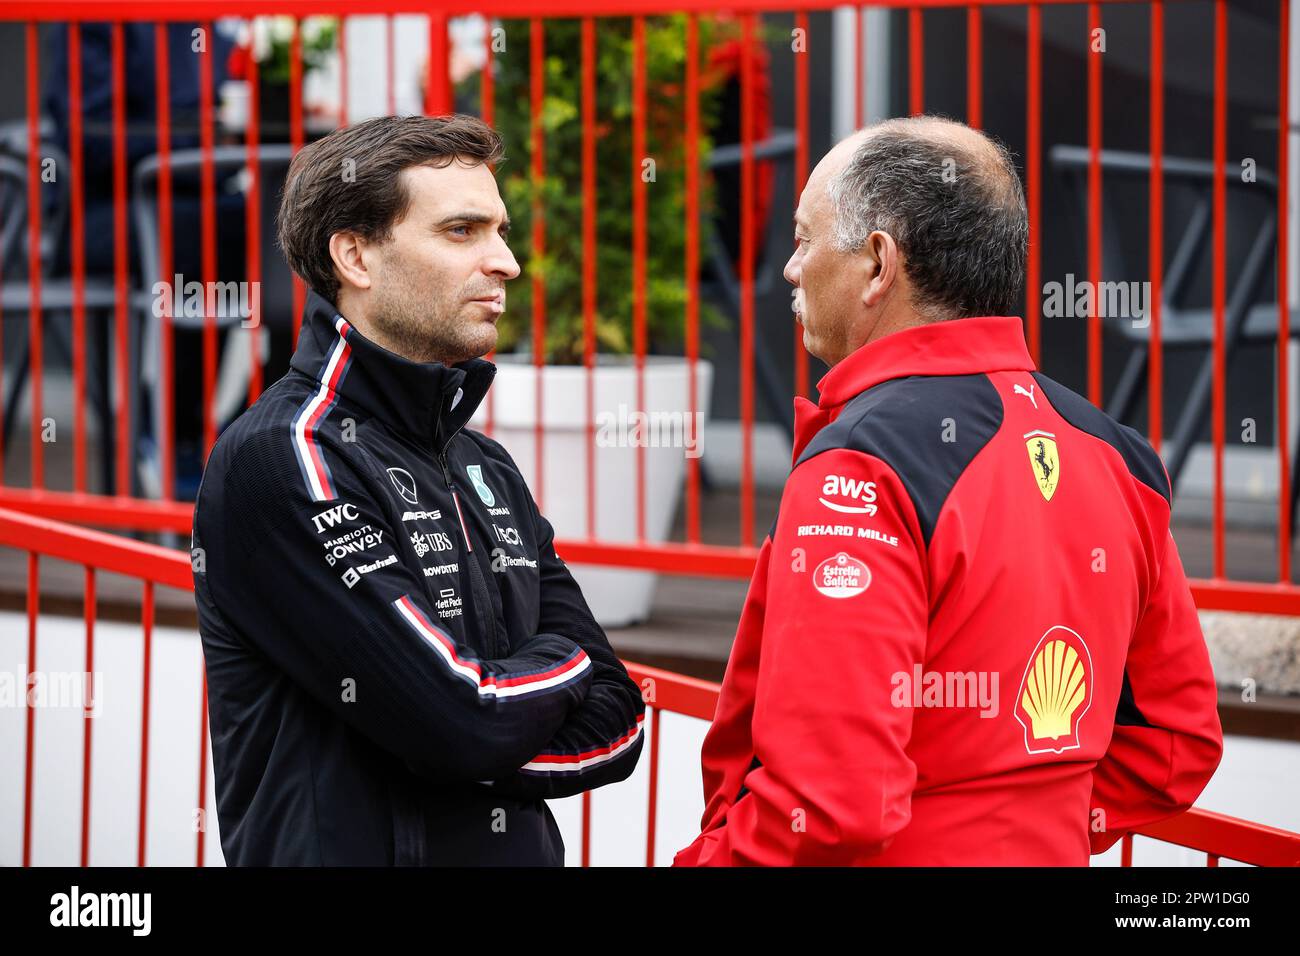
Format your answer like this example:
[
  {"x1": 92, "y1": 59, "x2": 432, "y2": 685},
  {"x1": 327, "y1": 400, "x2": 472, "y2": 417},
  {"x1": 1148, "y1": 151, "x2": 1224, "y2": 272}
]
[
  {"x1": 393, "y1": 595, "x2": 590, "y2": 699},
  {"x1": 292, "y1": 315, "x2": 354, "y2": 502},
  {"x1": 518, "y1": 713, "x2": 645, "y2": 776}
]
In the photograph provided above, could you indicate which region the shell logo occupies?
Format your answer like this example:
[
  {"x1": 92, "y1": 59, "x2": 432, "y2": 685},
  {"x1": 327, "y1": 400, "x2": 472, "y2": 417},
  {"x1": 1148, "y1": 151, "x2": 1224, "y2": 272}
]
[{"x1": 1013, "y1": 625, "x2": 1093, "y2": 755}]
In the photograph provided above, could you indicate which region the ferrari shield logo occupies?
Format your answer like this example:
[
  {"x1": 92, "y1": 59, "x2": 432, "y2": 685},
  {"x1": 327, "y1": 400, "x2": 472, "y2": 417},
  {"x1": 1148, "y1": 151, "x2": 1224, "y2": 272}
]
[{"x1": 1024, "y1": 430, "x2": 1059, "y2": 501}]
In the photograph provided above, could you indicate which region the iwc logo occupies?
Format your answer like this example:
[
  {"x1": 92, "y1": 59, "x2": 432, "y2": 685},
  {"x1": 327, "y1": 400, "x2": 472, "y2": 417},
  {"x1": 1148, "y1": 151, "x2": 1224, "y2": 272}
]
[
  {"x1": 386, "y1": 467, "x2": 418, "y2": 505},
  {"x1": 466, "y1": 464, "x2": 496, "y2": 507},
  {"x1": 1013, "y1": 625, "x2": 1093, "y2": 755}
]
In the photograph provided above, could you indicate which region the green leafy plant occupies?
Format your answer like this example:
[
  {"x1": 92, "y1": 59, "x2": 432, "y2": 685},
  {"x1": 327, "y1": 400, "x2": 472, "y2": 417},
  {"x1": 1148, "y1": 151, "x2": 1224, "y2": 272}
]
[
  {"x1": 251, "y1": 16, "x2": 338, "y2": 85},
  {"x1": 469, "y1": 16, "x2": 731, "y2": 364}
]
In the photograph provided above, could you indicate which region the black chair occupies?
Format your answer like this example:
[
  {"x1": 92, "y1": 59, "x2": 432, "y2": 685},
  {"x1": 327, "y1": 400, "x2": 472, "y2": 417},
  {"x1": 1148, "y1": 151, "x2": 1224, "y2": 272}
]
[
  {"x1": 130, "y1": 143, "x2": 297, "y2": 501},
  {"x1": 0, "y1": 143, "x2": 124, "y2": 494},
  {"x1": 700, "y1": 128, "x2": 801, "y2": 436},
  {"x1": 1049, "y1": 144, "x2": 1295, "y2": 521}
]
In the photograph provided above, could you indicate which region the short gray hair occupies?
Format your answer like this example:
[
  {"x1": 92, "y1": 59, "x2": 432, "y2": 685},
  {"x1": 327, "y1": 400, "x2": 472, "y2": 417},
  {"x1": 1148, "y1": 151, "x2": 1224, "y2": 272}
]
[{"x1": 825, "y1": 116, "x2": 1028, "y2": 320}]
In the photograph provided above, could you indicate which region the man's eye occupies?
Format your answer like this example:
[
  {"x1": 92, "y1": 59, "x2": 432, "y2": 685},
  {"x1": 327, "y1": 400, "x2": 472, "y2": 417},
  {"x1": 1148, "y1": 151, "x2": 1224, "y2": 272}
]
[{"x1": 450, "y1": 225, "x2": 472, "y2": 238}]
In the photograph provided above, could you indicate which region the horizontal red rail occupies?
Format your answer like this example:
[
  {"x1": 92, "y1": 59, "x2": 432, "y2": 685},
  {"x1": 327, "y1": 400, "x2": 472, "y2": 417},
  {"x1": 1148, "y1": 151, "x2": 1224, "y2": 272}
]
[
  {"x1": 5, "y1": 491, "x2": 1300, "y2": 612},
  {"x1": 0, "y1": 505, "x2": 193, "y2": 589},
  {"x1": 1131, "y1": 808, "x2": 1300, "y2": 866},
  {"x1": 1, "y1": 504, "x2": 1296, "y2": 866},
  {"x1": 2, "y1": 0, "x2": 1173, "y2": 20}
]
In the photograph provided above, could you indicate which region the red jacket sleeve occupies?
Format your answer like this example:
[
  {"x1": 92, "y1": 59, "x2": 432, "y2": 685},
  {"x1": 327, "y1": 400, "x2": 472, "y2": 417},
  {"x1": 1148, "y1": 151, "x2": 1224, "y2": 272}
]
[
  {"x1": 1088, "y1": 528, "x2": 1223, "y2": 853},
  {"x1": 686, "y1": 447, "x2": 929, "y2": 865}
]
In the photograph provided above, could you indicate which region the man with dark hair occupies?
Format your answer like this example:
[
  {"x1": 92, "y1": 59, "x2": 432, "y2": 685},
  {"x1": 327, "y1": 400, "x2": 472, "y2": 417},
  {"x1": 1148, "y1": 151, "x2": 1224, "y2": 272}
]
[
  {"x1": 674, "y1": 116, "x2": 1222, "y2": 866},
  {"x1": 192, "y1": 114, "x2": 644, "y2": 866}
]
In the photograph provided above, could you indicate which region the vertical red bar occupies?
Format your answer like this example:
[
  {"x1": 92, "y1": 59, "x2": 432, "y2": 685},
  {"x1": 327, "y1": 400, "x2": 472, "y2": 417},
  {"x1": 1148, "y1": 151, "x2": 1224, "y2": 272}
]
[
  {"x1": 112, "y1": 22, "x2": 130, "y2": 497},
  {"x1": 967, "y1": 7, "x2": 982, "y2": 129},
  {"x1": 484, "y1": 23, "x2": 496, "y2": 438},
  {"x1": 69, "y1": 24, "x2": 87, "y2": 493},
  {"x1": 530, "y1": 18, "x2": 546, "y2": 511},
  {"x1": 196, "y1": 672, "x2": 209, "y2": 866},
  {"x1": 1026, "y1": 4, "x2": 1042, "y2": 364},
  {"x1": 633, "y1": 16, "x2": 647, "y2": 543},
  {"x1": 1212, "y1": 0, "x2": 1227, "y2": 579},
  {"x1": 80, "y1": 566, "x2": 95, "y2": 867},
  {"x1": 338, "y1": 16, "x2": 349, "y2": 127},
  {"x1": 1279, "y1": 0, "x2": 1292, "y2": 583},
  {"x1": 290, "y1": 19, "x2": 306, "y2": 347},
  {"x1": 138, "y1": 580, "x2": 154, "y2": 867},
  {"x1": 1087, "y1": 3, "x2": 1103, "y2": 407},
  {"x1": 426, "y1": 13, "x2": 451, "y2": 116},
  {"x1": 386, "y1": 14, "x2": 396, "y2": 116},
  {"x1": 854, "y1": 6, "x2": 864, "y2": 129},
  {"x1": 1149, "y1": 3, "x2": 1164, "y2": 457},
  {"x1": 1207, "y1": 852, "x2": 1220, "y2": 867},
  {"x1": 22, "y1": 552, "x2": 38, "y2": 866},
  {"x1": 644, "y1": 707, "x2": 661, "y2": 867},
  {"x1": 793, "y1": 11, "x2": 810, "y2": 402},
  {"x1": 582, "y1": 17, "x2": 597, "y2": 541},
  {"x1": 580, "y1": 790, "x2": 592, "y2": 867},
  {"x1": 740, "y1": 13, "x2": 756, "y2": 549},
  {"x1": 909, "y1": 6, "x2": 924, "y2": 116},
  {"x1": 1121, "y1": 833, "x2": 1133, "y2": 866},
  {"x1": 482, "y1": 20, "x2": 495, "y2": 127},
  {"x1": 26, "y1": 22, "x2": 43, "y2": 490},
  {"x1": 246, "y1": 32, "x2": 263, "y2": 403},
  {"x1": 200, "y1": 22, "x2": 218, "y2": 462},
  {"x1": 686, "y1": 13, "x2": 703, "y2": 544},
  {"x1": 155, "y1": 23, "x2": 175, "y2": 500}
]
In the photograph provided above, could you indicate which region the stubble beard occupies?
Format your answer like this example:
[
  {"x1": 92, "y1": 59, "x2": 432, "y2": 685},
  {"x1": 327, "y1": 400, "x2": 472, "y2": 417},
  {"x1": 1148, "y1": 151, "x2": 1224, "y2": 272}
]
[{"x1": 369, "y1": 266, "x2": 495, "y2": 366}]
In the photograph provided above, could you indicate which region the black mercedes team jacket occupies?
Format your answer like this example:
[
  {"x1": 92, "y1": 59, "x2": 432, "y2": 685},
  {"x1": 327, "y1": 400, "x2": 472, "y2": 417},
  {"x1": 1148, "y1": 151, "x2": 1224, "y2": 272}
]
[{"x1": 192, "y1": 289, "x2": 645, "y2": 866}]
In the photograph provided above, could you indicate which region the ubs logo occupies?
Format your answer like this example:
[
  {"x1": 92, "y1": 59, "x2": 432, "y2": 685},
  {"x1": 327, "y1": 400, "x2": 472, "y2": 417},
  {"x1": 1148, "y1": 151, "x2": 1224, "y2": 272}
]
[{"x1": 387, "y1": 467, "x2": 418, "y2": 505}]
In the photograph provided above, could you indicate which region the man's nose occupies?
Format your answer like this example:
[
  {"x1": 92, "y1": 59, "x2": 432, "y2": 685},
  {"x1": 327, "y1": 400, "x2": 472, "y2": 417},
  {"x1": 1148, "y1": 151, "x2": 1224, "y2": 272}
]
[
  {"x1": 486, "y1": 234, "x2": 521, "y2": 280},
  {"x1": 783, "y1": 249, "x2": 800, "y2": 287}
]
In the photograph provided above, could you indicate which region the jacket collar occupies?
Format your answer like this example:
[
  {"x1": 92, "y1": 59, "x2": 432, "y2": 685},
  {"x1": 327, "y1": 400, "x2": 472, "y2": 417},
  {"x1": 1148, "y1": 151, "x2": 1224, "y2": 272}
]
[
  {"x1": 289, "y1": 288, "x2": 496, "y2": 452},
  {"x1": 793, "y1": 315, "x2": 1035, "y2": 460}
]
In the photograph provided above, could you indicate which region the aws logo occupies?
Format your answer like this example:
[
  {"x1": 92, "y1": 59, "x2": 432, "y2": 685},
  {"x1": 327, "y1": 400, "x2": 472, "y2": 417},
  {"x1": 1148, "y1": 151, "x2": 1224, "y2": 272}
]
[
  {"x1": 1014, "y1": 625, "x2": 1093, "y2": 755},
  {"x1": 819, "y1": 474, "x2": 878, "y2": 516}
]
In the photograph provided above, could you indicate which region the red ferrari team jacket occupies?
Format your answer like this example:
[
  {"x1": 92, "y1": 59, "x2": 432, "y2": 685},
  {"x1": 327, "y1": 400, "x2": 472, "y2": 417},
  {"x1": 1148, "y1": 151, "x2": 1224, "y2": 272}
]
[{"x1": 673, "y1": 316, "x2": 1223, "y2": 866}]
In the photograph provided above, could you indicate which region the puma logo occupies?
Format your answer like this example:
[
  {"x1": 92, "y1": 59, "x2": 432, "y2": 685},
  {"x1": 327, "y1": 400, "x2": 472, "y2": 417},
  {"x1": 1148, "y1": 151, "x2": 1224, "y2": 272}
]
[{"x1": 1014, "y1": 383, "x2": 1038, "y2": 409}]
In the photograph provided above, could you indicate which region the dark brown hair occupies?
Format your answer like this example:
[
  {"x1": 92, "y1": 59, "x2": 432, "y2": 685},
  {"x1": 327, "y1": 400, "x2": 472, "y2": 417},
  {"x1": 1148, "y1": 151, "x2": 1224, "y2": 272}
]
[{"x1": 276, "y1": 113, "x2": 506, "y2": 303}]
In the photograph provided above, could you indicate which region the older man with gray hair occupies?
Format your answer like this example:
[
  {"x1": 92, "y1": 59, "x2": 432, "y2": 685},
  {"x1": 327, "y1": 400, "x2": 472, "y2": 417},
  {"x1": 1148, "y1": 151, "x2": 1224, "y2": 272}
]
[{"x1": 674, "y1": 116, "x2": 1222, "y2": 866}]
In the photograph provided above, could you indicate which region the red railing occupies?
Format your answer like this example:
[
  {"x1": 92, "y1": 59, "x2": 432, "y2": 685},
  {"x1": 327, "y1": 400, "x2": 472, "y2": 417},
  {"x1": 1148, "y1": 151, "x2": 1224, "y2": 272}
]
[
  {"x1": 2, "y1": 503, "x2": 1299, "y2": 867},
  {"x1": 0, "y1": 0, "x2": 1294, "y2": 617}
]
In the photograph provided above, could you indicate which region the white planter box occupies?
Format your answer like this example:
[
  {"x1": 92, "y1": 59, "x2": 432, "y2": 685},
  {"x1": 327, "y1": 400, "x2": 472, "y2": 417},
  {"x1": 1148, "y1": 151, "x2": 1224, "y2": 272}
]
[{"x1": 470, "y1": 356, "x2": 714, "y2": 628}]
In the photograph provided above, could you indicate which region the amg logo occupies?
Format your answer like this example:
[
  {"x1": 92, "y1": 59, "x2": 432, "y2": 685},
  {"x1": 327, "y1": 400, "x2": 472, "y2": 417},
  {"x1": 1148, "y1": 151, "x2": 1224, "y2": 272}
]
[
  {"x1": 401, "y1": 510, "x2": 442, "y2": 522},
  {"x1": 312, "y1": 502, "x2": 360, "y2": 534}
]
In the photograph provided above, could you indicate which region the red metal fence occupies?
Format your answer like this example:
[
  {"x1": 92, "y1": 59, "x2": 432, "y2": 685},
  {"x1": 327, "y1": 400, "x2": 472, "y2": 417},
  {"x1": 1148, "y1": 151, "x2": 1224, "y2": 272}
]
[
  {"x1": 2, "y1": 503, "x2": 1298, "y2": 866},
  {"x1": 0, "y1": 0, "x2": 1293, "y2": 614}
]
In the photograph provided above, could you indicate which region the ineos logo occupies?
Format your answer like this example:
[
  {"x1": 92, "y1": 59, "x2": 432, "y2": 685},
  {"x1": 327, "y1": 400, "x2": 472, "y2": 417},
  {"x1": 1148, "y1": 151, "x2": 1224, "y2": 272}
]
[{"x1": 387, "y1": 467, "x2": 418, "y2": 505}]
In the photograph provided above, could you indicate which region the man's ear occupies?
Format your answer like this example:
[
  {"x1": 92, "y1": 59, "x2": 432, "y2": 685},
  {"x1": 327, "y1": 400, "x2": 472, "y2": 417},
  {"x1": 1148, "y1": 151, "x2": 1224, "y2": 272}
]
[
  {"x1": 329, "y1": 232, "x2": 373, "y2": 293},
  {"x1": 862, "y1": 230, "x2": 898, "y2": 309}
]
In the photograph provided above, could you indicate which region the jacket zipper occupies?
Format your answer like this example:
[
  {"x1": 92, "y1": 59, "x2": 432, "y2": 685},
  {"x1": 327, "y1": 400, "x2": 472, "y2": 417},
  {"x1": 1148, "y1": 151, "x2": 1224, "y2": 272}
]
[{"x1": 436, "y1": 413, "x2": 505, "y2": 658}]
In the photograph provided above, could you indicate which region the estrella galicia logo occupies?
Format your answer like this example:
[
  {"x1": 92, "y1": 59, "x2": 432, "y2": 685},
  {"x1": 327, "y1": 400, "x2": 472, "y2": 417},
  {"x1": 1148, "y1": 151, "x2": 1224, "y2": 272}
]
[
  {"x1": 387, "y1": 467, "x2": 418, "y2": 505},
  {"x1": 467, "y1": 464, "x2": 495, "y2": 507}
]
